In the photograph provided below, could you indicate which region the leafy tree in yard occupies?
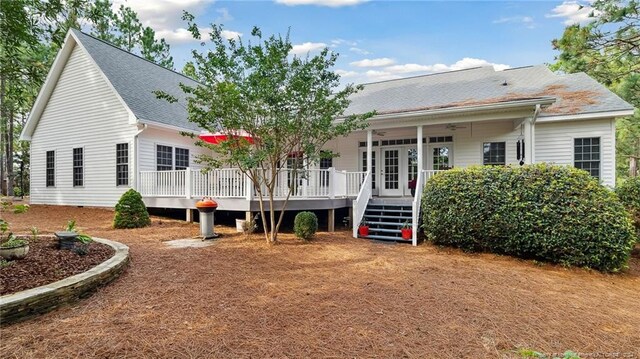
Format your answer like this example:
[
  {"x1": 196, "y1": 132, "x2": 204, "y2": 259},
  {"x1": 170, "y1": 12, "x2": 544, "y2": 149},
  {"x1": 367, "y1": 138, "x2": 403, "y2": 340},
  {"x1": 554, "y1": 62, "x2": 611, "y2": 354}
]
[
  {"x1": 158, "y1": 14, "x2": 374, "y2": 243},
  {"x1": 551, "y1": 0, "x2": 640, "y2": 179},
  {"x1": 113, "y1": 189, "x2": 151, "y2": 229}
]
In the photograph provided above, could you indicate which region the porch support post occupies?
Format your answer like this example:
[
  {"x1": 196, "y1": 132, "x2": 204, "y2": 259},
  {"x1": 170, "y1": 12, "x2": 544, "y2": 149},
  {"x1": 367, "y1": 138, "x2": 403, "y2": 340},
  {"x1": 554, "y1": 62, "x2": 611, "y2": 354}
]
[
  {"x1": 186, "y1": 209, "x2": 193, "y2": 223},
  {"x1": 416, "y1": 125, "x2": 424, "y2": 176},
  {"x1": 245, "y1": 173, "x2": 253, "y2": 200},
  {"x1": 524, "y1": 119, "x2": 534, "y2": 165},
  {"x1": 185, "y1": 167, "x2": 192, "y2": 199},
  {"x1": 366, "y1": 130, "x2": 373, "y2": 175},
  {"x1": 328, "y1": 208, "x2": 335, "y2": 232}
]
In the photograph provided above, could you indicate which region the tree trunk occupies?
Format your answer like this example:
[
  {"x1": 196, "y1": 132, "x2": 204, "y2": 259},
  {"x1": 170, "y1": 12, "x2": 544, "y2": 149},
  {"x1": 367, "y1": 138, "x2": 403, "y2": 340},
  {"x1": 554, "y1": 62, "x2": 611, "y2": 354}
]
[
  {"x1": 631, "y1": 157, "x2": 638, "y2": 178},
  {"x1": 6, "y1": 107, "x2": 14, "y2": 196},
  {"x1": 0, "y1": 75, "x2": 6, "y2": 196}
]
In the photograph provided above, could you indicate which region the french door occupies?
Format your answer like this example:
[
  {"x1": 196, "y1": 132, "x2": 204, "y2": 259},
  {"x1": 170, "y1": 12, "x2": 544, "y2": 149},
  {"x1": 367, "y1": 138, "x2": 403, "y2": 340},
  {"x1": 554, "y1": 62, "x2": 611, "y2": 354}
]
[
  {"x1": 428, "y1": 144, "x2": 453, "y2": 171},
  {"x1": 380, "y1": 147, "x2": 403, "y2": 196}
]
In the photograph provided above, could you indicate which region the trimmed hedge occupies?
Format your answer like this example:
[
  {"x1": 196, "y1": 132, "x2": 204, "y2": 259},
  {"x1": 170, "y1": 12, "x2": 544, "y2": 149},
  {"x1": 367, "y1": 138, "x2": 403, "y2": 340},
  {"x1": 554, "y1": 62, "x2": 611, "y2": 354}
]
[
  {"x1": 421, "y1": 164, "x2": 635, "y2": 272},
  {"x1": 616, "y1": 177, "x2": 640, "y2": 241},
  {"x1": 294, "y1": 212, "x2": 318, "y2": 240},
  {"x1": 114, "y1": 189, "x2": 151, "y2": 229}
]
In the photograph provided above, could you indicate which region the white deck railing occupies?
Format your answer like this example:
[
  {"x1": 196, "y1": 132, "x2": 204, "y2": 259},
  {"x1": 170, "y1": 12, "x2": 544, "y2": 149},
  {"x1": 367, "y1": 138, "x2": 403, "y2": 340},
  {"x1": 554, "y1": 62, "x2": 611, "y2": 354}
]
[
  {"x1": 352, "y1": 171, "x2": 372, "y2": 238},
  {"x1": 192, "y1": 168, "x2": 247, "y2": 198},
  {"x1": 139, "y1": 170, "x2": 186, "y2": 197},
  {"x1": 139, "y1": 167, "x2": 364, "y2": 200}
]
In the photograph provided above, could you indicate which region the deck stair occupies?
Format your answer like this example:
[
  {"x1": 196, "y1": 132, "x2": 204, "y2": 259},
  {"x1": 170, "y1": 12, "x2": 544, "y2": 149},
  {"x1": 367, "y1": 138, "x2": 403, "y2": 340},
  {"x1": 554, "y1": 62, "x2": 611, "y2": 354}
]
[{"x1": 360, "y1": 199, "x2": 413, "y2": 242}]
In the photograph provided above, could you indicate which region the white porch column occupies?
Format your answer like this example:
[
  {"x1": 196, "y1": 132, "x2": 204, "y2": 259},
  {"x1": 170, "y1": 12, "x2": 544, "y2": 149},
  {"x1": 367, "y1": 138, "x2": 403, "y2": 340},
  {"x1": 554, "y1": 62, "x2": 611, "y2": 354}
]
[
  {"x1": 366, "y1": 129, "x2": 373, "y2": 174},
  {"x1": 524, "y1": 119, "x2": 534, "y2": 165},
  {"x1": 416, "y1": 125, "x2": 424, "y2": 175}
]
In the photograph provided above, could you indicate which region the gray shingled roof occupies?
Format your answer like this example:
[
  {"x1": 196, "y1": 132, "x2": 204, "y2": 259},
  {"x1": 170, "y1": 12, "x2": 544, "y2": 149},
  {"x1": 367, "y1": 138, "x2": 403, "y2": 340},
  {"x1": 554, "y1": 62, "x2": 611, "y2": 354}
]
[
  {"x1": 345, "y1": 65, "x2": 634, "y2": 118},
  {"x1": 72, "y1": 29, "x2": 202, "y2": 132},
  {"x1": 73, "y1": 29, "x2": 632, "y2": 130}
]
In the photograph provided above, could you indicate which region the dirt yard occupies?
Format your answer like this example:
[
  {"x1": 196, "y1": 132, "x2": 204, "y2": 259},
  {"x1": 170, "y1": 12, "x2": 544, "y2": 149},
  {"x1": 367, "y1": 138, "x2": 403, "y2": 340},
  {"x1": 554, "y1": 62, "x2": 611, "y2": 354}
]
[{"x1": 1, "y1": 205, "x2": 639, "y2": 358}]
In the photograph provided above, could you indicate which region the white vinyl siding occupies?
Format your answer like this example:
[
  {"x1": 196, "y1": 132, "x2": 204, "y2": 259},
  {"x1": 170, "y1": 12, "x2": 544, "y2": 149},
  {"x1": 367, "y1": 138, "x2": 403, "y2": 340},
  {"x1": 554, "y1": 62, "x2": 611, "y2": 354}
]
[
  {"x1": 30, "y1": 43, "x2": 136, "y2": 206},
  {"x1": 535, "y1": 118, "x2": 615, "y2": 186},
  {"x1": 138, "y1": 126, "x2": 209, "y2": 172}
]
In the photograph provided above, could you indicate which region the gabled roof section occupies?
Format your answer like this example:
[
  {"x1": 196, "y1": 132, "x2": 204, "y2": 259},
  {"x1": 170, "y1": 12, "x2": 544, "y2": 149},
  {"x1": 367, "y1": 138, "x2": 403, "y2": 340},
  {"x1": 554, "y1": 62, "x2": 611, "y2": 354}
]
[
  {"x1": 344, "y1": 65, "x2": 634, "y2": 119},
  {"x1": 21, "y1": 29, "x2": 201, "y2": 140},
  {"x1": 70, "y1": 29, "x2": 201, "y2": 131}
]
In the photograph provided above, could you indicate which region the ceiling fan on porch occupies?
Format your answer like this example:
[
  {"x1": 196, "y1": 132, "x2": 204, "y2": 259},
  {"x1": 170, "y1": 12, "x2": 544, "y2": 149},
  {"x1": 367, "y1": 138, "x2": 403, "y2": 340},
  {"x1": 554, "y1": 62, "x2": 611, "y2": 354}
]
[
  {"x1": 372, "y1": 130, "x2": 387, "y2": 136},
  {"x1": 445, "y1": 123, "x2": 467, "y2": 131}
]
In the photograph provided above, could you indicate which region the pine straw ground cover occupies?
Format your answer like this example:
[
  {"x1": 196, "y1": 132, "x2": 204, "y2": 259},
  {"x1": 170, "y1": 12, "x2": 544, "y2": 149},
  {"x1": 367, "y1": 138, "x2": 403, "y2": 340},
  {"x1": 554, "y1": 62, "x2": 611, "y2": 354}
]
[{"x1": 1, "y1": 205, "x2": 639, "y2": 358}]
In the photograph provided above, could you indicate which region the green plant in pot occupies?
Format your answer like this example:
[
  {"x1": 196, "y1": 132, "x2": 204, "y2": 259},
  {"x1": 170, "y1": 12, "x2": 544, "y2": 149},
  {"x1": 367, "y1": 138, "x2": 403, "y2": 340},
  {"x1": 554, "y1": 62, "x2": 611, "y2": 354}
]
[
  {"x1": 401, "y1": 221, "x2": 412, "y2": 241},
  {"x1": 0, "y1": 219, "x2": 29, "y2": 260}
]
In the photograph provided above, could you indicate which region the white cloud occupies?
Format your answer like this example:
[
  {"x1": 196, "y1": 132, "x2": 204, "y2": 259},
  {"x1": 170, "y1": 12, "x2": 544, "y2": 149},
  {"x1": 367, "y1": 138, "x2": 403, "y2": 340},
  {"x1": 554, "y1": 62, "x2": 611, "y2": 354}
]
[
  {"x1": 290, "y1": 42, "x2": 327, "y2": 55},
  {"x1": 350, "y1": 57, "x2": 396, "y2": 67},
  {"x1": 221, "y1": 30, "x2": 242, "y2": 40},
  {"x1": 331, "y1": 38, "x2": 357, "y2": 47},
  {"x1": 546, "y1": 1, "x2": 599, "y2": 25},
  {"x1": 216, "y1": 8, "x2": 233, "y2": 23},
  {"x1": 336, "y1": 69, "x2": 358, "y2": 78},
  {"x1": 156, "y1": 27, "x2": 242, "y2": 44},
  {"x1": 340, "y1": 57, "x2": 511, "y2": 84},
  {"x1": 493, "y1": 16, "x2": 536, "y2": 29},
  {"x1": 349, "y1": 47, "x2": 370, "y2": 55},
  {"x1": 384, "y1": 63, "x2": 434, "y2": 74},
  {"x1": 364, "y1": 70, "x2": 401, "y2": 82},
  {"x1": 275, "y1": 0, "x2": 368, "y2": 7},
  {"x1": 441, "y1": 58, "x2": 510, "y2": 72}
]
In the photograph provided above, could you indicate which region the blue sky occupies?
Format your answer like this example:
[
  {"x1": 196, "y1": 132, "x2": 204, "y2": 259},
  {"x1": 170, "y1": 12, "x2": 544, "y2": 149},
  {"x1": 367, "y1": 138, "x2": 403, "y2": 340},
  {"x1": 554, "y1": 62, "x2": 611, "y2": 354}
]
[{"x1": 114, "y1": 0, "x2": 596, "y2": 84}]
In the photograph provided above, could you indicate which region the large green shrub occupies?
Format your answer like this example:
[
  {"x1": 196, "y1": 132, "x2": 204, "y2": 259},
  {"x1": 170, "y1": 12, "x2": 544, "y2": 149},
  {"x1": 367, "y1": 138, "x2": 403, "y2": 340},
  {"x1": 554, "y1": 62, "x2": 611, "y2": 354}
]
[
  {"x1": 294, "y1": 211, "x2": 318, "y2": 240},
  {"x1": 114, "y1": 189, "x2": 151, "y2": 229},
  {"x1": 616, "y1": 177, "x2": 640, "y2": 241},
  {"x1": 421, "y1": 164, "x2": 635, "y2": 272}
]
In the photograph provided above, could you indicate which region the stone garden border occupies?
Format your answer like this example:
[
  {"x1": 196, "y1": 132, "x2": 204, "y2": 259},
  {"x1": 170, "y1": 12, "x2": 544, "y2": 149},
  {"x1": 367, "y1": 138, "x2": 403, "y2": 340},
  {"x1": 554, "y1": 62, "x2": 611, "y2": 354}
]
[{"x1": 0, "y1": 237, "x2": 129, "y2": 325}]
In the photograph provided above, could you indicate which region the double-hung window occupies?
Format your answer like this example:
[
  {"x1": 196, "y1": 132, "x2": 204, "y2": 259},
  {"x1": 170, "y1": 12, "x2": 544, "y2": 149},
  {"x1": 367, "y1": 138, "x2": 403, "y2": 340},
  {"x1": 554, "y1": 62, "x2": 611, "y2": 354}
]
[
  {"x1": 157, "y1": 145, "x2": 189, "y2": 171},
  {"x1": 116, "y1": 143, "x2": 129, "y2": 186},
  {"x1": 156, "y1": 145, "x2": 173, "y2": 171},
  {"x1": 73, "y1": 148, "x2": 83, "y2": 187},
  {"x1": 574, "y1": 137, "x2": 600, "y2": 179},
  {"x1": 46, "y1": 151, "x2": 55, "y2": 187},
  {"x1": 483, "y1": 142, "x2": 506, "y2": 166},
  {"x1": 175, "y1": 148, "x2": 190, "y2": 170}
]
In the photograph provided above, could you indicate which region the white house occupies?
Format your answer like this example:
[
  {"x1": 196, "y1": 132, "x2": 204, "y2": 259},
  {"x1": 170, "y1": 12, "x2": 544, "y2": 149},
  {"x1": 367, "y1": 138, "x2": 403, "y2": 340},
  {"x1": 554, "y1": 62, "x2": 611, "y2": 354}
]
[{"x1": 21, "y1": 29, "x2": 635, "y2": 244}]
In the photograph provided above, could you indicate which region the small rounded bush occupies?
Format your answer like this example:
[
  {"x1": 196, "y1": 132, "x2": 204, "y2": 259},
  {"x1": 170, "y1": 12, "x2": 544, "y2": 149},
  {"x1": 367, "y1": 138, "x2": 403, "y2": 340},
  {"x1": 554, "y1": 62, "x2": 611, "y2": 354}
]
[
  {"x1": 421, "y1": 164, "x2": 635, "y2": 272},
  {"x1": 294, "y1": 211, "x2": 318, "y2": 240},
  {"x1": 616, "y1": 177, "x2": 640, "y2": 240},
  {"x1": 114, "y1": 189, "x2": 151, "y2": 229}
]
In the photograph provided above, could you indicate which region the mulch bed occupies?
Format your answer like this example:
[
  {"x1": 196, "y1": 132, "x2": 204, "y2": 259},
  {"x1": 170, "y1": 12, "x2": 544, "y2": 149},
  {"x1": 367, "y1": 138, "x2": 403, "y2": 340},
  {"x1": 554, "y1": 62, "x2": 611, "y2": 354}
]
[
  {"x1": 0, "y1": 237, "x2": 114, "y2": 295},
  {"x1": 1, "y1": 205, "x2": 639, "y2": 358}
]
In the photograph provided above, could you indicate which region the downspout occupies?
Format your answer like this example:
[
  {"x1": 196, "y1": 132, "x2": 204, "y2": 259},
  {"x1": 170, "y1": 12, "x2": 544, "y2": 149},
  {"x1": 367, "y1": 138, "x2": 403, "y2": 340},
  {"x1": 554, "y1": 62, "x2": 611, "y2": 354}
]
[{"x1": 133, "y1": 124, "x2": 147, "y2": 191}]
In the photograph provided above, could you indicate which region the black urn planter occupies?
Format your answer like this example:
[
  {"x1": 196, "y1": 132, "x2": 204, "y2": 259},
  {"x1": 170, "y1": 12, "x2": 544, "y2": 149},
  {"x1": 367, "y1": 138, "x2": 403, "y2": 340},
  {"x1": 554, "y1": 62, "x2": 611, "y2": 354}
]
[{"x1": 55, "y1": 231, "x2": 78, "y2": 250}]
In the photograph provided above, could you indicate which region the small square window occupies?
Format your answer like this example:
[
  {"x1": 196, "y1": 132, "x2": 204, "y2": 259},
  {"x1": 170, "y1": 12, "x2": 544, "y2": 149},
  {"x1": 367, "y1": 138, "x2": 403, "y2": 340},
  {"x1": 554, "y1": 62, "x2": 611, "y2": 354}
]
[{"x1": 483, "y1": 142, "x2": 505, "y2": 166}]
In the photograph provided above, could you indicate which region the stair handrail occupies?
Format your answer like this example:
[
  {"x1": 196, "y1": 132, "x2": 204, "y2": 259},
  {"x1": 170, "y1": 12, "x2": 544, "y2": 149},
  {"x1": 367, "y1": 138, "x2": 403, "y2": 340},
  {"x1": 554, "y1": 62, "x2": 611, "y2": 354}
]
[
  {"x1": 352, "y1": 171, "x2": 372, "y2": 237},
  {"x1": 411, "y1": 170, "x2": 426, "y2": 246}
]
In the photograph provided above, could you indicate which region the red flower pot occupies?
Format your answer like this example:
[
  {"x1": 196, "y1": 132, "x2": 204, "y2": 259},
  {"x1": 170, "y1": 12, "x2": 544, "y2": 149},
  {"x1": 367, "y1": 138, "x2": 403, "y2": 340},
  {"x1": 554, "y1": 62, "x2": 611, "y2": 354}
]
[
  {"x1": 358, "y1": 226, "x2": 369, "y2": 237},
  {"x1": 401, "y1": 228, "x2": 412, "y2": 240}
]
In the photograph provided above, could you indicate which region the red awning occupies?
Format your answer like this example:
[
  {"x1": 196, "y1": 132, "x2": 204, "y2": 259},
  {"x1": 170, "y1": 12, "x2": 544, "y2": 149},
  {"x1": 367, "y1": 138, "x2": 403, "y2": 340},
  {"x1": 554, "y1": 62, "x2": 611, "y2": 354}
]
[{"x1": 199, "y1": 130, "x2": 255, "y2": 145}]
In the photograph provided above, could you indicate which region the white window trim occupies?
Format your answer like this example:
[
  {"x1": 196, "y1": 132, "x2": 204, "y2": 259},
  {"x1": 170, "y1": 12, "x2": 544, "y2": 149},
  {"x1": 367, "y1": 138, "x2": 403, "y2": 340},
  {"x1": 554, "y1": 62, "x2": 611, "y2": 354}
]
[
  {"x1": 72, "y1": 146, "x2": 85, "y2": 188},
  {"x1": 46, "y1": 150, "x2": 56, "y2": 188},
  {"x1": 572, "y1": 136, "x2": 602, "y2": 181},
  {"x1": 155, "y1": 143, "x2": 190, "y2": 171},
  {"x1": 116, "y1": 143, "x2": 130, "y2": 187}
]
